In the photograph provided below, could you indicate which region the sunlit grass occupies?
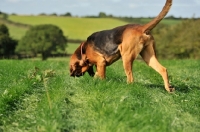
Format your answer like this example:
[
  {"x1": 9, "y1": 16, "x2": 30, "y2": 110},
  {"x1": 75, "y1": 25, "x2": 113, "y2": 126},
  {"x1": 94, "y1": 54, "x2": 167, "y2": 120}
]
[
  {"x1": 5, "y1": 24, "x2": 28, "y2": 40},
  {"x1": 67, "y1": 43, "x2": 79, "y2": 55},
  {"x1": 7, "y1": 15, "x2": 181, "y2": 40},
  {"x1": 0, "y1": 59, "x2": 199, "y2": 131},
  {"x1": 8, "y1": 16, "x2": 128, "y2": 40},
  {"x1": 141, "y1": 18, "x2": 181, "y2": 25}
]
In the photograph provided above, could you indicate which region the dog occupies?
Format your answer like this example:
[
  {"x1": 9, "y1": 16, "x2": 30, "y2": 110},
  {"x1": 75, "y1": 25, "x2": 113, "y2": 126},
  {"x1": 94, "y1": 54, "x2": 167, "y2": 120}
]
[{"x1": 70, "y1": 0, "x2": 174, "y2": 92}]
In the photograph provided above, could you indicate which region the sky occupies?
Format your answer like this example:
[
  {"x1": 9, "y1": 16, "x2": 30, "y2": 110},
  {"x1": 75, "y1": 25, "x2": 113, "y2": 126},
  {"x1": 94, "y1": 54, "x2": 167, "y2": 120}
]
[{"x1": 1, "y1": 0, "x2": 200, "y2": 18}]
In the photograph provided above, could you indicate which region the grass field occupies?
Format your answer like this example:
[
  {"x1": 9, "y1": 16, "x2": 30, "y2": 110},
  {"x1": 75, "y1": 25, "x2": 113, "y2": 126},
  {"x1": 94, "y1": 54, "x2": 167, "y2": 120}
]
[
  {"x1": 6, "y1": 24, "x2": 28, "y2": 40},
  {"x1": 7, "y1": 16, "x2": 128, "y2": 40},
  {"x1": 6, "y1": 15, "x2": 181, "y2": 40},
  {"x1": 0, "y1": 59, "x2": 199, "y2": 132},
  {"x1": 67, "y1": 43, "x2": 79, "y2": 55},
  {"x1": 140, "y1": 18, "x2": 181, "y2": 25}
]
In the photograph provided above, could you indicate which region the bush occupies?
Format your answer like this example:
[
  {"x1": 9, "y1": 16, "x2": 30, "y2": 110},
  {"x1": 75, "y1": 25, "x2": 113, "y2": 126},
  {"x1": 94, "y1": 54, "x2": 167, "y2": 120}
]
[
  {"x1": 153, "y1": 19, "x2": 200, "y2": 59},
  {"x1": 0, "y1": 24, "x2": 17, "y2": 58},
  {"x1": 16, "y1": 24, "x2": 67, "y2": 60}
]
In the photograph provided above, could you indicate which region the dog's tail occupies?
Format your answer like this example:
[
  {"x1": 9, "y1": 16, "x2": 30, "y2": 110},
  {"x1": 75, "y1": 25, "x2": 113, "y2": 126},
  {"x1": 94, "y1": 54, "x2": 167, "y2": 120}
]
[{"x1": 142, "y1": 0, "x2": 172, "y2": 33}]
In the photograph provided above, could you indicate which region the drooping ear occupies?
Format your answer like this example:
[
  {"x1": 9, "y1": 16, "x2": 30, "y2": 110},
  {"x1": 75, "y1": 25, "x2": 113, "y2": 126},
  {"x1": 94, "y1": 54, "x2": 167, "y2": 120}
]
[
  {"x1": 82, "y1": 54, "x2": 87, "y2": 61},
  {"x1": 79, "y1": 54, "x2": 87, "y2": 66}
]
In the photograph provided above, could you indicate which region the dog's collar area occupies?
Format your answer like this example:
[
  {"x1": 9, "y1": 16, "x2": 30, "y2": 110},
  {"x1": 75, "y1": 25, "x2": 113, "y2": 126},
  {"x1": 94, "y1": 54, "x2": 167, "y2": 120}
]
[{"x1": 80, "y1": 42, "x2": 85, "y2": 56}]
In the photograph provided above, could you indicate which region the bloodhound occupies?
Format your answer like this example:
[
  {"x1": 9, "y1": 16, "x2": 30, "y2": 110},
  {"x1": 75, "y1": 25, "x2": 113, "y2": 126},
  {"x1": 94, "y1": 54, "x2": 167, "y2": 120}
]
[{"x1": 70, "y1": 0, "x2": 174, "y2": 92}]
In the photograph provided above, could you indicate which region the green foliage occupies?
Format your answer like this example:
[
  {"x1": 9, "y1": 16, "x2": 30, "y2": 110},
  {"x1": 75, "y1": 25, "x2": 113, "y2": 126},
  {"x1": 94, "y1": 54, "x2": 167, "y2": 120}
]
[
  {"x1": 0, "y1": 12, "x2": 8, "y2": 20},
  {"x1": 171, "y1": 19, "x2": 200, "y2": 59},
  {"x1": 0, "y1": 24, "x2": 17, "y2": 58},
  {"x1": 5, "y1": 15, "x2": 199, "y2": 59},
  {"x1": 153, "y1": 19, "x2": 200, "y2": 59},
  {"x1": 60, "y1": 12, "x2": 72, "y2": 17},
  {"x1": 0, "y1": 24, "x2": 9, "y2": 35},
  {"x1": 0, "y1": 59, "x2": 200, "y2": 131},
  {"x1": 16, "y1": 24, "x2": 67, "y2": 60},
  {"x1": 98, "y1": 12, "x2": 107, "y2": 18}
]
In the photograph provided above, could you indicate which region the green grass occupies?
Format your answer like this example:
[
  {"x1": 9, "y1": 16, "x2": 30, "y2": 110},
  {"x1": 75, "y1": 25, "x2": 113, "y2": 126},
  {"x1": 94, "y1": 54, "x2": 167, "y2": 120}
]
[
  {"x1": 8, "y1": 16, "x2": 128, "y2": 40},
  {"x1": 0, "y1": 59, "x2": 200, "y2": 132},
  {"x1": 7, "y1": 16, "x2": 181, "y2": 40},
  {"x1": 67, "y1": 43, "x2": 79, "y2": 55},
  {"x1": 140, "y1": 18, "x2": 181, "y2": 25},
  {"x1": 6, "y1": 24, "x2": 28, "y2": 39}
]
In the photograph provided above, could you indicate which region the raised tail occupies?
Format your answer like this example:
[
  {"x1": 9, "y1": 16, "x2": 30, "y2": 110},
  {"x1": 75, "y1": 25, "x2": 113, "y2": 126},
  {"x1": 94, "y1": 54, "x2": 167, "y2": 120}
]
[{"x1": 142, "y1": 0, "x2": 172, "y2": 33}]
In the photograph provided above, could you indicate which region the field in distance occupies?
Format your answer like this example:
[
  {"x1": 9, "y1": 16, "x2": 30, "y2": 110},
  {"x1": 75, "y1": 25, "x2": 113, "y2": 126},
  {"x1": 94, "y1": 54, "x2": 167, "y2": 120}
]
[{"x1": 7, "y1": 15, "x2": 181, "y2": 40}]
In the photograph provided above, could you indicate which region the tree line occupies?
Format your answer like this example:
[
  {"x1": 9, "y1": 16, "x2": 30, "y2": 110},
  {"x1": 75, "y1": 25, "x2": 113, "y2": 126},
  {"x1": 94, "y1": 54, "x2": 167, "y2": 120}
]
[{"x1": 7, "y1": 11, "x2": 188, "y2": 20}]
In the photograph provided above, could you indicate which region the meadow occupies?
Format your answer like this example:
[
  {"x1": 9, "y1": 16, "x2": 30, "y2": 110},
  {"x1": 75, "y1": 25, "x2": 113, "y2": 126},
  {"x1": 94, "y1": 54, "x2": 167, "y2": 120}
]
[
  {"x1": 7, "y1": 15, "x2": 128, "y2": 40},
  {"x1": 5, "y1": 16, "x2": 181, "y2": 55},
  {"x1": 6, "y1": 15, "x2": 181, "y2": 40},
  {"x1": 1, "y1": 15, "x2": 199, "y2": 131},
  {"x1": 0, "y1": 59, "x2": 200, "y2": 131}
]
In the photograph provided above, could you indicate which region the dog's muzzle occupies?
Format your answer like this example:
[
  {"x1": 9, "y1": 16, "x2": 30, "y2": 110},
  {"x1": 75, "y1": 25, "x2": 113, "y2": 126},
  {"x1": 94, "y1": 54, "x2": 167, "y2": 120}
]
[{"x1": 70, "y1": 70, "x2": 85, "y2": 77}]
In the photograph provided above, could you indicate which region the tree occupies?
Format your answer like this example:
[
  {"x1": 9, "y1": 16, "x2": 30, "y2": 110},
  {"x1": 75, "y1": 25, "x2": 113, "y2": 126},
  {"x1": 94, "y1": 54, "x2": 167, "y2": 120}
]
[
  {"x1": 0, "y1": 24, "x2": 17, "y2": 58},
  {"x1": 98, "y1": 12, "x2": 107, "y2": 18},
  {"x1": 0, "y1": 11, "x2": 8, "y2": 19},
  {"x1": 50, "y1": 13, "x2": 58, "y2": 16},
  {"x1": 61, "y1": 12, "x2": 72, "y2": 17},
  {"x1": 0, "y1": 24, "x2": 9, "y2": 35},
  {"x1": 38, "y1": 13, "x2": 47, "y2": 16},
  {"x1": 16, "y1": 24, "x2": 67, "y2": 60}
]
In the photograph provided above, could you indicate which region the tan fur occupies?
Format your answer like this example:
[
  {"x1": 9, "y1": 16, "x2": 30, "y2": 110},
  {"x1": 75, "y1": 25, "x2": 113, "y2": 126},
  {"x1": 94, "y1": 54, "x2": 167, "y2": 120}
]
[{"x1": 70, "y1": 0, "x2": 174, "y2": 92}]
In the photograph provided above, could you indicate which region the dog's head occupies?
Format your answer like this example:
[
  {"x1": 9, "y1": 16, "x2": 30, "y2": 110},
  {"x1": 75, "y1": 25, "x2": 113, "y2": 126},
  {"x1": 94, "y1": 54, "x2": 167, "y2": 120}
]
[{"x1": 69, "y1": 42, "x2": 89, "y2": 77}]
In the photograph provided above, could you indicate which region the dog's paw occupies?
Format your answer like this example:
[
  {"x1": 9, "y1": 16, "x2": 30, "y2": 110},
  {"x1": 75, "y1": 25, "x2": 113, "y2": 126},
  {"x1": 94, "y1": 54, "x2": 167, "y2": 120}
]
[{"x1": 167, "y1": 85, "x2": 175, "y2": 93}]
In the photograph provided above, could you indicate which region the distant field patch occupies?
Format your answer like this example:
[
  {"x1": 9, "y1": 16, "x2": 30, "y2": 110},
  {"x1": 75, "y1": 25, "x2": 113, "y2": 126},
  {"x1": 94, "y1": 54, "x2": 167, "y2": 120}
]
[
  {"x1": 67, "y1": 43, "x2": 79, "y2": 54},
  {"x1": 8, "y1": 16, "x2": 129, "y2": 40},
  {"x1": 140, "y1": 18, "x2": 181, "y2": 25}
]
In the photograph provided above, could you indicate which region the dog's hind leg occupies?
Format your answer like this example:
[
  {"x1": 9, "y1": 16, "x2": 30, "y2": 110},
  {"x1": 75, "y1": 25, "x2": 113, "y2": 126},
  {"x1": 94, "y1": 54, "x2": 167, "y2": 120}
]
[
  {"x1": 122, "y1": 55, "x2": 134, "y2": 83},
  {"x1": 140, "y1": 43, "x2": 174, "y2": 92}
]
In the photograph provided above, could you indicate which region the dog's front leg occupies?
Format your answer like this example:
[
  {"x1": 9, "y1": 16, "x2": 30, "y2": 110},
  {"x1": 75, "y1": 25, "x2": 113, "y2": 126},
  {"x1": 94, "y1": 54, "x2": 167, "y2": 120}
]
[
  {"x1": 87, "y1": 66, "x2": 95, "y2": 77},
  {"x1": 95, "y1": 59, "x2": 106, "y2": 79}
]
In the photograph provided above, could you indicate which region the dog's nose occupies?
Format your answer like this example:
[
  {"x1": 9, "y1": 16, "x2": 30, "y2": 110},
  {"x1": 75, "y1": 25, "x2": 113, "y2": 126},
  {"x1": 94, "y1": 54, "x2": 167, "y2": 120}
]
[
  {"x1": 70, "y1": 74, "x2": 74, "y2": 77},
  {"x1": 70, "y1": 71, "x2": 75, "y2": 77}
]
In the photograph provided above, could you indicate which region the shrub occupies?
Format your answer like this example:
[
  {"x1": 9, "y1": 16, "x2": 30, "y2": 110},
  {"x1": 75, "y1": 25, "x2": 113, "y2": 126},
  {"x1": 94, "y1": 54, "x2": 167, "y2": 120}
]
[
  {"x1": 0, "y1": 24, "x2": 17, "y2": 58},
  {"x1": 16, "y1": 24, "x2": 67, "y2": 60}
]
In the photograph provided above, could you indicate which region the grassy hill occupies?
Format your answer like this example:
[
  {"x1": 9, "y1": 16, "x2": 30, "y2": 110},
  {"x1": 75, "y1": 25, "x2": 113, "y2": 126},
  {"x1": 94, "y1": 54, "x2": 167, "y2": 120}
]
[
  {"x1": 6, "y1": 24, "x2": 28, "y2": 39},
  {"x1": 0, "y1": 15, "x2": 199, "y2": 132},
  {"x1": 7, "y1": 15, "x2": 128, "y2": 40},
  {"x1": 6, "y1": 15, "x2": 181, "y2": 40},
  {"x1": 2, "y1": 15, "x2": 181, "y2": 54}
]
